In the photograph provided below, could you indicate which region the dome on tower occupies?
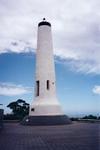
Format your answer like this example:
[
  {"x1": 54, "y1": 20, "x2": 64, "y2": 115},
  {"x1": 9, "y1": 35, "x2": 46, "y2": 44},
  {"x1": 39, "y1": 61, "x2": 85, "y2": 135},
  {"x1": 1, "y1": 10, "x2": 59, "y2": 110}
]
[{"x1": 38, "y1": 18, "x2": 51, "y2": 27}]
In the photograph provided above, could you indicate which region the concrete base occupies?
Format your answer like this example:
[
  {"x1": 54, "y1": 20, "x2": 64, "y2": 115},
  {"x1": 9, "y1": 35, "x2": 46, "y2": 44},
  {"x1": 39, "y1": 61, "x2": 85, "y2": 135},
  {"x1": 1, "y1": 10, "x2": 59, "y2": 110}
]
[
  {"x1": 21, "y1": 115, "x2": 71, "y2": 126},
  {"x1": 29, "y1": 104, "x2": 63, "y2": 116}
]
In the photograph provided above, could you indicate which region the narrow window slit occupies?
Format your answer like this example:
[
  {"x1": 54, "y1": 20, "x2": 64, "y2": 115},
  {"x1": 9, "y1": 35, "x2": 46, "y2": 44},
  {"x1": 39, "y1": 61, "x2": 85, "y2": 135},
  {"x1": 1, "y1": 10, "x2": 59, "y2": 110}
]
[
  {"x1": 47, "y1": 80, "x2": 50, "y2": 90},
  {"x1": 36, "y1": 80, "x2": 39, "y2": 96}
]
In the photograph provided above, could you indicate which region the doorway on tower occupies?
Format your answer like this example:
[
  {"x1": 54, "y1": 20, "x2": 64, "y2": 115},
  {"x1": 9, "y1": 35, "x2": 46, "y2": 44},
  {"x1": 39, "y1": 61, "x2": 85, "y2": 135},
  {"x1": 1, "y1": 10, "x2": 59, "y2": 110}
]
[{"x1": 36, "y1": 80, "x2": 39, "y2": 96}]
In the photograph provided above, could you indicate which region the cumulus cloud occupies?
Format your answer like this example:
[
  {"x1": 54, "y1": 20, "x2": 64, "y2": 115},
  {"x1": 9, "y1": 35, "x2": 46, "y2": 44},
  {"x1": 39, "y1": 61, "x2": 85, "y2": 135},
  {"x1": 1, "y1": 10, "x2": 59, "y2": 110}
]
[
  {"x1": 0, "y1": 0, "x2": 100, "y2": 74},
  {"x1": 0, "y1": 82, "x2": 32, "y2": 96},
  {"x1": 92, "y1": 85, "x2": 100, "y2": 95}
]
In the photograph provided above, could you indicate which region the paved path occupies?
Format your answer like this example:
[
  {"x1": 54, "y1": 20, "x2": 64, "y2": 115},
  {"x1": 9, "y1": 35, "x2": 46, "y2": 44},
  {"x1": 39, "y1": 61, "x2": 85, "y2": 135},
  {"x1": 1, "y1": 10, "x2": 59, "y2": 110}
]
[{"x1": 0, "y1": 122, "x2": 99, "y2": 150}]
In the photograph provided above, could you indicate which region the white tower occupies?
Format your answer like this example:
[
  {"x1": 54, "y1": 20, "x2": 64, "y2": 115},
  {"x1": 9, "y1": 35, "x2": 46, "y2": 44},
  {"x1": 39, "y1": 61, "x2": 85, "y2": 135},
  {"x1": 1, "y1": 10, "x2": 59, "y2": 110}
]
[
  {"x1": 22, "y1": 19, "x2": 71, "y2": 125},
  {"x1": 30, "y1": 18, "x2": 63, "y2": 116}
]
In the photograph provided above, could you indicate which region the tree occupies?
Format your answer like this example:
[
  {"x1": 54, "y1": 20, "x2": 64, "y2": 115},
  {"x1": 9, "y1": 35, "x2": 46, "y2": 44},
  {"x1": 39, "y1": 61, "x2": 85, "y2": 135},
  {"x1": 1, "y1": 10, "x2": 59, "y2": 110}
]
[
  {"x1": 82, "y1": 115, "x2": 97, "y2": 120},
  {"x1": 7, "y1": 99, "x2": 29, "y2": 120}
]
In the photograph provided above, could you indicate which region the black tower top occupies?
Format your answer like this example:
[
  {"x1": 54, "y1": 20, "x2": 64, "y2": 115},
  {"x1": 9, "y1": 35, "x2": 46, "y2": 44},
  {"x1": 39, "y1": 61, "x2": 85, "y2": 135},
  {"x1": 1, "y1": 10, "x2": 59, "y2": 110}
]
[{"x1": 38, "y1": 18, "x2": 51, "y2": 27}]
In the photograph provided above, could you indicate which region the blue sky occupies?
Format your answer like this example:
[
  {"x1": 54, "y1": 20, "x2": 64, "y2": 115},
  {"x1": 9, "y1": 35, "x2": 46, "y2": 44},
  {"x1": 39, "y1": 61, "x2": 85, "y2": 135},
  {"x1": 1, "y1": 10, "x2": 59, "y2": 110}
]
[
  {"x1": 0, "y1": 0, "x2": 100, "y2": 117},
  {"x1": 0, "y1": 52, "x2": 99, "y2": 116}
]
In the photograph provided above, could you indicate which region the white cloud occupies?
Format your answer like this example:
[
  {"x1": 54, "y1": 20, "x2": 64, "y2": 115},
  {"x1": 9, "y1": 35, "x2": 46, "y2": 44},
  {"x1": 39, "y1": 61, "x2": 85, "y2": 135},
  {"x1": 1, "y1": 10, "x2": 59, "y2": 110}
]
[
  {"x1": 92, "y1": 85, "x2": 100, "y2": 95},
  {"x1": 0, "y1": 82, "x2": 32, "y2": 96},
  {"x1": 0, "y1": 0, "x2": 100, "y2": 74}
]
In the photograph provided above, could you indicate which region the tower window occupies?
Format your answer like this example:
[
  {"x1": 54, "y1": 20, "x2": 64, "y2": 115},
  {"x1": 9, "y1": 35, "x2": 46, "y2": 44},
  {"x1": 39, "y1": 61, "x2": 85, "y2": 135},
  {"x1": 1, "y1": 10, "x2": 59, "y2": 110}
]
[
  {"x1": 36, "y1": 80, "x2": 39, "y2": 96},
  {"x1": 47, "y1": 80, "x2": 50, "y2": 90},
  {"x1": 31, "y1": 108, "x2": 35, "y2": 111}
]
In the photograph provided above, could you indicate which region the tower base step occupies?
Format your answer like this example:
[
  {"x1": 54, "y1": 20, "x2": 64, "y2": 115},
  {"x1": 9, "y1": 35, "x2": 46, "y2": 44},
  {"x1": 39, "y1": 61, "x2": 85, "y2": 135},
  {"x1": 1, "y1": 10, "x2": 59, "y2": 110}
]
[{"x1": 21, "y1": 115, "x2": 71, "y2": 126}]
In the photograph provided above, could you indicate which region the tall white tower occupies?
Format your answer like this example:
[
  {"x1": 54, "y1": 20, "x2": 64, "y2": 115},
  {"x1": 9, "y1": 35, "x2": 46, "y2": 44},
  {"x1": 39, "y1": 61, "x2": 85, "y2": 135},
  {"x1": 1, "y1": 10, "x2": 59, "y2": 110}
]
[
  {"x1": 22, "y1": 19, "x2": 71, "y2": 125},
  {"x1": 30, "y1": 18, "x2": 63, "y2": 116}
]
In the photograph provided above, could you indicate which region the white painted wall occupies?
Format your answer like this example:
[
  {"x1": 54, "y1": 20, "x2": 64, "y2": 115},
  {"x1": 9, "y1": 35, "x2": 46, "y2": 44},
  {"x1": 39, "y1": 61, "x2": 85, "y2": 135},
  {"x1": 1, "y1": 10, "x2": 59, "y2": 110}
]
[{"x1": 30, "y1": 22, "x2": 63, "y2": 116}]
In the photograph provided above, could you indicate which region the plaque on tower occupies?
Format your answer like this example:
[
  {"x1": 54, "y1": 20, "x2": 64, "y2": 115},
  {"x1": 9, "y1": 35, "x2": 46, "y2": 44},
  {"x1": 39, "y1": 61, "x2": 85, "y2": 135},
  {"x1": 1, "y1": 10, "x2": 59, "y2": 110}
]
[{"x1": 22, "y1": 19, "x2": 71, "y2": 125}]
